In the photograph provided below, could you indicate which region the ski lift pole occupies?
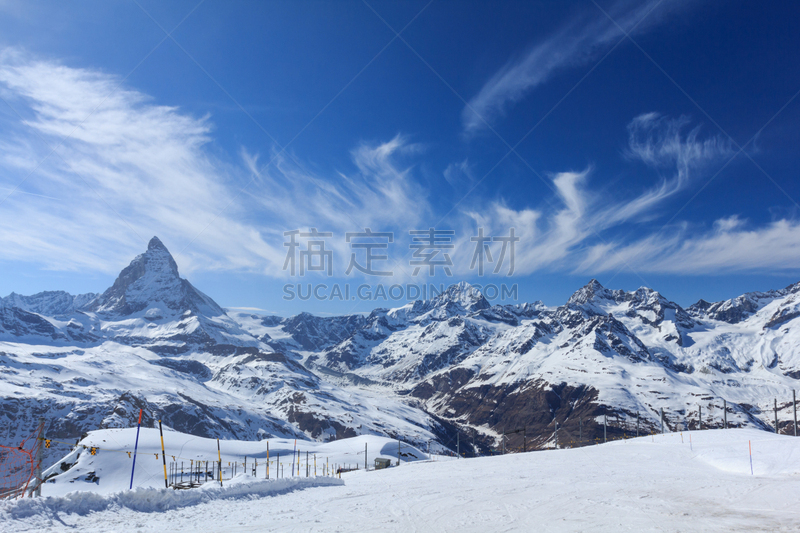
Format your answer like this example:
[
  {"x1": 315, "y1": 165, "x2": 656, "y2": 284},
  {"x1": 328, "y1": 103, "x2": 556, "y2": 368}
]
[{"x1": 129, "y1": 409, "x2": 143, "y2": 490}]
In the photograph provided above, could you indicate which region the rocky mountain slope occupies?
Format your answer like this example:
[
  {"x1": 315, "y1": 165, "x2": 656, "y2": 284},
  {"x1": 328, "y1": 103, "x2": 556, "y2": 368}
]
[
  {"x1": 0, "y1": 238, "x2": 441, "y2": 463},
  {"x1": 3, "y1": 237, "x2": 800, "y2": 459},
  {"x1": 234, "y1": 279, "x2": 800, "y2": 453}
]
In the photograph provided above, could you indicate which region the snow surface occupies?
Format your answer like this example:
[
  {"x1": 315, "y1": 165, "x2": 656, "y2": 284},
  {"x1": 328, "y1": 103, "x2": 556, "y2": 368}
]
[
  {"x1": 3, "y1": 428, "x2": 799, "y2": 532},
  {"x1": 39, "y1": 429, "x2": 427, "y2": 497}
]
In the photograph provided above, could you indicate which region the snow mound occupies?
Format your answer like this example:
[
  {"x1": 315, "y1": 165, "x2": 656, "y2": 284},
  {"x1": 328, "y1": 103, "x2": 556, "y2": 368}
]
[{"x1": 1, "y1": 475, "x2": 342, "y2": 520}]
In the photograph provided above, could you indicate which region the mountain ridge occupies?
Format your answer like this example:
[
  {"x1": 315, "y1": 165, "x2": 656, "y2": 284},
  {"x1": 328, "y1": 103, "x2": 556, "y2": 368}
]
[{"x1": 2, "y1": 238, "x2": 800, "y2": 458}]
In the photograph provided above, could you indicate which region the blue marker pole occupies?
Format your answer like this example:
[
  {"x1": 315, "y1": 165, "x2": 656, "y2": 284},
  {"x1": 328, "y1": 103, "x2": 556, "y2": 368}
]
[{"x1": 129, "y1": 409, "x2": 143, "y2": 490}]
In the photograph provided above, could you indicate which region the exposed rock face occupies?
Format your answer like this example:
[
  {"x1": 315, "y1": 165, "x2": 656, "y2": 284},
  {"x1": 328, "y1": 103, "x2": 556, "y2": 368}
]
[{"x1": 88, "y1": 237, "x2": 224, "y2": 317}]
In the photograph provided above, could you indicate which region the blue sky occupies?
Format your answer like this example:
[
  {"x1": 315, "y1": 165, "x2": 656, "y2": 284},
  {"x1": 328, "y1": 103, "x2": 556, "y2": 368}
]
[{"x1": 0, "y1": 0, "x2": 799, "y2": 315}]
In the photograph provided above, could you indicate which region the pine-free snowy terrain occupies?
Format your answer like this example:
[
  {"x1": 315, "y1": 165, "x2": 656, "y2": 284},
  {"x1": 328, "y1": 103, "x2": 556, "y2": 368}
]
[
  {"x1": 4, "y1": 236, "x2": 800, "y2": 462},
  {"x1": 2, "y1": 428, "x2": 798, "y2": 532}
]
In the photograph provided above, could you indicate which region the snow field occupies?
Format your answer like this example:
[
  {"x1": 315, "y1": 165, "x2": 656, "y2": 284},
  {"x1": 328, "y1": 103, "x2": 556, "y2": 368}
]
[
  {"x1": 3, "y1": 428, "x2": 800, "y2": 532},
  {"x1": 3, "y1": 476, "x2": 343, "y2": 521}
]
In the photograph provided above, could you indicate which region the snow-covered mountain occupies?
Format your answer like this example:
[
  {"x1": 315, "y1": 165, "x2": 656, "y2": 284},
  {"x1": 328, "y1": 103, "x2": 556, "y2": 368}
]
[
  {"x1": 237, "y1": 279, "x2": 800, "y2": 453},
  {"x1": 3, "y1": 237, "x2": 800, "y2": 459},
  {"x1": 0, "y1": 238, "x2": 442, "y2": 464},
  {"x1": 2, "y1": 291, "x2": 97, "y2": 316}
]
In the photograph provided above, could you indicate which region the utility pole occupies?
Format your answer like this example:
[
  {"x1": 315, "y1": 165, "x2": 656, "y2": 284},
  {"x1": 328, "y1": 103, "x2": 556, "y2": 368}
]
[{"x1": 724, "y1": 399, "x2": 727, "y2": 429}]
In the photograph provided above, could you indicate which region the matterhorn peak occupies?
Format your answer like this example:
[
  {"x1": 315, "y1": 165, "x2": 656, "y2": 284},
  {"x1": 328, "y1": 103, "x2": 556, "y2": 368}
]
[
  {"x1": 148, "y1": 235, "x2": 167, "y2": 251},
  {"x1": 87, "y1": 236, "x2": 223, "y2": 317},
  {"x1": 142, "y1": 236, "x2": 180, "y2": 276}
]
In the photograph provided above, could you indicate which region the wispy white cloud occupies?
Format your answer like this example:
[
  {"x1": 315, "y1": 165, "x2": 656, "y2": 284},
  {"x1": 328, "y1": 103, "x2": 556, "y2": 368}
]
[
  {"x1": 461, "y1": 0, "x2": 690, "y2": 136},
  {"x1": 454, "y1": 170, "x2": 590, "y2": 276},
  {"x1": 577, "y1": 217, "x2": 800, "y2": 274},
  {"x1": 443, "y1": 158, "x2": 474, "y2": 189},
  {"x1": 242, "y1": 134, "x2": 430, "y2": 279},
  {"x1": 1, "y1": 48, "x2": 793, "y2": 283},
  {"x1": 0, "y1": 48, "x2": 283, "y2": 275},
  {"x1": 449, "y1": 113, "x2": 752, "y2": 277},
  {"x1": 603, "y1": 112, "x2": 733, "y2": 225},
  {"x1": 0, "y1": 49, "x2": 429, "y2": 279}
]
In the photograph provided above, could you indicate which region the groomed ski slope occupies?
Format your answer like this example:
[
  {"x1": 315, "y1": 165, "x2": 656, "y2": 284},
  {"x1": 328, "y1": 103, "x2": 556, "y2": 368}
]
[{"x1": 3, "y1": 428, "x2": 800, "y2": 532}]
